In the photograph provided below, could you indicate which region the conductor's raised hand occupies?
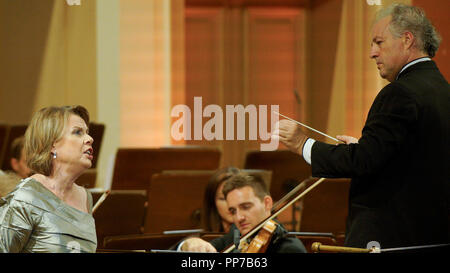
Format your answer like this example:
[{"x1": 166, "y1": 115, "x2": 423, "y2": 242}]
[{"x1": 271, "y1": 119, "x2": 308, "y2": 156}]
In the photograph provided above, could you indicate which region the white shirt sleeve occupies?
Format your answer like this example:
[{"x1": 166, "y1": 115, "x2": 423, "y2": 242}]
[
  {"x1": 176, "y1": 240, "x2": 186, "y2": 251},
  {"x1": 302, "y1": 138, "x2": 316, "y2": 165}
]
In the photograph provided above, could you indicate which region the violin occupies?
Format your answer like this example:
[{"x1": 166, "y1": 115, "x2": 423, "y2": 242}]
[
  {"x1": 222, "y1": 177, "x2": 326, "y2": 253},
  {"x1": 242, "y1": 220, "x2": 277, "y2": 253}
]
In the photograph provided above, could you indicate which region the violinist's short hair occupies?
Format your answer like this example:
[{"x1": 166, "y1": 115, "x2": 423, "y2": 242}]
[
  {"x1": 24, "y1": 105, "x2": 89, "y2": 176},
  {"x1": 222, "y1": 173, "x2": 269, "y2": 201},
  {"x1": 10, "y1": 136, "x2": 26, "y2": 160}
]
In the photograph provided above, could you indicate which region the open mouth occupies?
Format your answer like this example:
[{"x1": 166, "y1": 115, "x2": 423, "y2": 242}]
[{"x1": 84, "y1": 148, "x2": 94, "y2": 159}]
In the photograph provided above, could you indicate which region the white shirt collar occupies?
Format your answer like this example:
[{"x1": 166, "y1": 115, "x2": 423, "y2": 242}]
[{"x1": 396, "y1": 57, "x2": 431, "y2": 80}]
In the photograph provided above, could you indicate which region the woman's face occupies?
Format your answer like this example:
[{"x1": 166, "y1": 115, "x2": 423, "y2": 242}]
[
  {"x1": 215, "y1": 181, "x2": 234, "y2": 225},
  {"x1": 52, "y1": 114, "x2": 94, "y2": 171}
]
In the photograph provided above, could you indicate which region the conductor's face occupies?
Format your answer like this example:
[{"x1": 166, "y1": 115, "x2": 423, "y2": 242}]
[
  {"x1": 226, "y1": 186, "x2": 272, "y2": 235},
  {"x1": 370, "y1": 16, "x2": 408, "y2": 82}
]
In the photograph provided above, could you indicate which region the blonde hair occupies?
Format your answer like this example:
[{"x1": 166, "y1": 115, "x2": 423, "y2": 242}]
[{"x1": 24, "y1": 105, "x2": 89, "y2": 176}]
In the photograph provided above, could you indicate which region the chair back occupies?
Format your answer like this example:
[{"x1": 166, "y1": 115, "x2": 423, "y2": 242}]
[
  {"x1": 143, "y1": 170, "x2": 215, "y2": 233},
  {"x1": 111, "y1": 146, "x2": 221, "y2": 190},
  {"x1": 91, "y1": 189, "x2": 147, "y2": 248}
]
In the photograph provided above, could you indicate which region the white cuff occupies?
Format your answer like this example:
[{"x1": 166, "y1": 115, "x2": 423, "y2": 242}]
[
  {"x1": 302, "y1": 138, "x2": 315, "y2": 165},
  {"x1": 176, "y1": 240, "x2": 186, "y2": 251}
]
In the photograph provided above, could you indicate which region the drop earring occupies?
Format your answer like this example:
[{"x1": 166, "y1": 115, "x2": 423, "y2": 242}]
[{"x1": 53, "y1": 152, "x2": 57, "y2": 159}]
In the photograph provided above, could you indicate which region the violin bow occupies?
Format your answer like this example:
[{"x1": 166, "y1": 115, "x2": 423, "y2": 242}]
[
  {"x1": 222, "y1": 177, "x2": 326, "y2": 253},
  {"x1": 271, "y1": 176, "x2": 315, "y2": 211},
  {"x1": 92, "y1": 190, "x2": 110, "y2": 214}
]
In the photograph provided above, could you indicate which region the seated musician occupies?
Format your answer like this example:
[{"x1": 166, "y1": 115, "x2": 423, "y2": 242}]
[
  {"x1": 9, "y1": 136, "x2": 33, "y2": 179},
  {"x1": 200, "y1": 166, "x2": 240, "y2": 233},
  {"x1": 179, "y1": 173, "x2": 307, "y2": 253},
  {"x1": 0, "y1": 137, "x2": 31, "y2": 198}
]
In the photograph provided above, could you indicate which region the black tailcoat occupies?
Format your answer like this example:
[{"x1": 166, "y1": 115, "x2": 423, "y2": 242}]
[{"x1": 311, "y1": 61, "x2": 450, "y2": 248}]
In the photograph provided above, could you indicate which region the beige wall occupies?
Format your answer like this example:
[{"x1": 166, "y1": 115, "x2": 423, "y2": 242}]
[
  {"x1": 96, "y1": 0, "x2": 120, "y2": 189},
  {"x1": 0, "y1": 0, "x2": 185, "y2": 188},
  {"x1": 119, "y1": 0, "x2": 184, "y2": 148},
  {"x1": 0, "y1": 0, "x2": 97, "y2": 123},
  {"x1": 306, "y1": 0, "x2": 343, "y2": 136},
  {"x1": 0, "y1": 0, "x2": 101, "y2": 186},
  {"x1": 0, "y1": 0, "x2": 52, "y2": 124}
]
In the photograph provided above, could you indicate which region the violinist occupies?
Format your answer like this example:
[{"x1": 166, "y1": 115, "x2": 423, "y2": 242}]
[{"x1": 179, "y1": 173, "x2": 307, "y2": 253}]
